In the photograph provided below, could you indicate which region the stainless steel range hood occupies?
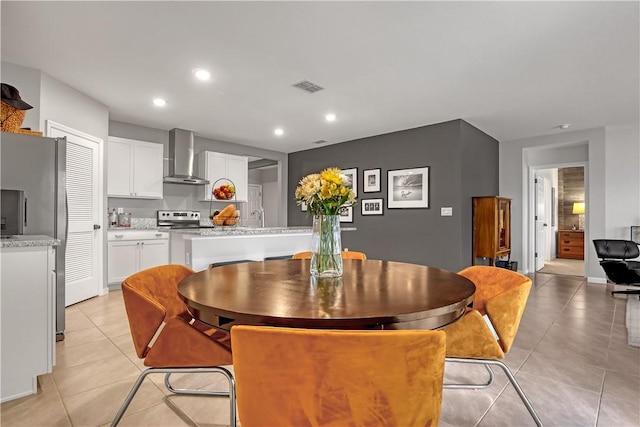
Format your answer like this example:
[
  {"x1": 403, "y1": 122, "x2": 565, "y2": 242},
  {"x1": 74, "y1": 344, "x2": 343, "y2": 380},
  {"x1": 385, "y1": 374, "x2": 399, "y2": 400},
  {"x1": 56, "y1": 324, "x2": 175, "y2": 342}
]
[{"x1": 163, "y1": 128, "x2": 209, "y2": 185}]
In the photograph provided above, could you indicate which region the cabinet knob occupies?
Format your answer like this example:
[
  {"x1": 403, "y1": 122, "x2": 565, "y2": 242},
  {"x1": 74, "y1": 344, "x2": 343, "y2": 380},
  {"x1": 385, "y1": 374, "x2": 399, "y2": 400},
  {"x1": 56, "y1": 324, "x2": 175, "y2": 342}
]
[
  {"x1": 155, "y1": 233, "x2": 163, "y2": 237},
  {"x1": 115, "y1": 234, "x2": 124, "y2": 238}
]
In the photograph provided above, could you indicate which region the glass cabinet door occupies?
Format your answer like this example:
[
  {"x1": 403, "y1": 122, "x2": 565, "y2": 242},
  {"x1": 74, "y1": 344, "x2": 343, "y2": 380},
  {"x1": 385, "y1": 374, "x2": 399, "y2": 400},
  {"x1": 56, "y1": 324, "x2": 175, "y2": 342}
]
[{"x1": 498, "y1": 199, "x2": 510, "y2": 250}]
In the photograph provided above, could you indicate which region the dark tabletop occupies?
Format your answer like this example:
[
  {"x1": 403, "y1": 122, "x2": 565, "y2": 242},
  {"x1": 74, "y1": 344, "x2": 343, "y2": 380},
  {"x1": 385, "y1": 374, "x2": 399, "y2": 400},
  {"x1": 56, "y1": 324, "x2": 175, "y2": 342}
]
[{"x1": 178, "y1": 259, "x2": 475, "y2": 330}]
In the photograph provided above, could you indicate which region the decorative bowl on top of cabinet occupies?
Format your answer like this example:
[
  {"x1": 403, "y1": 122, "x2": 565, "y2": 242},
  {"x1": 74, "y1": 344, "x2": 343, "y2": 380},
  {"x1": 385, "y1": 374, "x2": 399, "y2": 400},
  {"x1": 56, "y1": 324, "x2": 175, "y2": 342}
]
[
  {"x1": 197, "y1": 151, "x2": 248, "y2": 202},
  {"x1": 107, "y1": 136, "x2": 163, "y2": 199}
]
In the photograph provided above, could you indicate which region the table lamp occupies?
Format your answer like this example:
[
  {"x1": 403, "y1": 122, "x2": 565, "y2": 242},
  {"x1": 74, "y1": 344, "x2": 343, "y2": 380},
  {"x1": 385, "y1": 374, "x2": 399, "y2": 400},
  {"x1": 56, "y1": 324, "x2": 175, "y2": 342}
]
[{"x1": 572, "y1": 202, "x2": 585, "y2": 230}]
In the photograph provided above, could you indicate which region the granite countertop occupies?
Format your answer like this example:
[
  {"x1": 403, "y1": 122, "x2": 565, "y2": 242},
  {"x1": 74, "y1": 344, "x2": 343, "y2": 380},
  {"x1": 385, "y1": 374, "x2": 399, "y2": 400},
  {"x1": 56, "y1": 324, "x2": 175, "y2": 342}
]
[
  {"x1": 108, "y1": 217, "x2": 159, "y2": 230},
  {"x1": 172, "y1": 226, "x2": 356, "y2": 237},
  {"x1": 108, "y1": 226, "x2": 161, "y2": 231},
  {"x1": 173, "y1": 226, "x2": 313, "y2": 237},
  {"x1": 106, "y1": 217, "x2": 357, "y2": 235},
  {"x1": 0, "y1": 235, "x2": 60, "y2": 248}
]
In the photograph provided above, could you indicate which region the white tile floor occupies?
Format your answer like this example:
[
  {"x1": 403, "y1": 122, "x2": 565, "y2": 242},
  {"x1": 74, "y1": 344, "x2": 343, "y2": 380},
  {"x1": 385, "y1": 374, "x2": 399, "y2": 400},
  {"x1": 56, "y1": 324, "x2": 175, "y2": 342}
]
[{"x1": 1, "y1": 272, "x2": 639, "y2": 426}]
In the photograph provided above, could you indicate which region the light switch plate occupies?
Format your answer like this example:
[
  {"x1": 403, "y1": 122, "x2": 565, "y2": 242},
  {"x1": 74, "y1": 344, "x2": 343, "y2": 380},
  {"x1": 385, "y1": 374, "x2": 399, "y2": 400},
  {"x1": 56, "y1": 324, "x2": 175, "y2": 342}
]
[{"x1": 441, "y1": 207, "x2": 453, "y2": 216}]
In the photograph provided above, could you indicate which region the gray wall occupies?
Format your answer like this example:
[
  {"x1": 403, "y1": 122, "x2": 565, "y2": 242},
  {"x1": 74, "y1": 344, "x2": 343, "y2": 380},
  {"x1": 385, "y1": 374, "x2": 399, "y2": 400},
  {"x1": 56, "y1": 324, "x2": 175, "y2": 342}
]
[{"x1": 288, "y1": 119, "x2": 498, "y2": 272}]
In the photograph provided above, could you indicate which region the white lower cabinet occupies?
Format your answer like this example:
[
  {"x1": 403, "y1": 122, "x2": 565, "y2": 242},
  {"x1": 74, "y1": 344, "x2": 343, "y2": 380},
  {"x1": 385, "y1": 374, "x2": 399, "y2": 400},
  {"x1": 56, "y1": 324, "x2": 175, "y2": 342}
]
[
  {"x1": 108, "y1": 231, "x2": 169, "y2": 284},
  {"x1": 1, "y1": 245, "x2": 56, "y2": 402}
]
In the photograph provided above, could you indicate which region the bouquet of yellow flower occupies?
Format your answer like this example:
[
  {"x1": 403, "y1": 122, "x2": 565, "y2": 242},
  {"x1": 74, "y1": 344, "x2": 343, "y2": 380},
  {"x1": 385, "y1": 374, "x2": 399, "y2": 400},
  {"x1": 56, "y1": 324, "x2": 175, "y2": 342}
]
[{"x1": 295, "y1": 167, "x2": 356, "y2": 215}]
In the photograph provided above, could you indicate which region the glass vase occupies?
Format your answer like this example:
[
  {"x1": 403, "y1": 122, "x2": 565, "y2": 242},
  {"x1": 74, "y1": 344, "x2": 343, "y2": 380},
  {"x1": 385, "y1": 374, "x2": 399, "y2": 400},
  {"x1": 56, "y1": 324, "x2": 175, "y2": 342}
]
[{"x1": 310, "y1": 214, "x2": 343, "y2": 278}]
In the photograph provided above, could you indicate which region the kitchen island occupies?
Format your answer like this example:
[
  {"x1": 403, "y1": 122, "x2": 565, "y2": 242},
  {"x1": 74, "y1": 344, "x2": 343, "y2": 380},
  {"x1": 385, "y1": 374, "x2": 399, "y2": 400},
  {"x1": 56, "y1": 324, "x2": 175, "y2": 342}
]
[{"x1": 170, "y1": 227, "x2": 315, "y2": 271}]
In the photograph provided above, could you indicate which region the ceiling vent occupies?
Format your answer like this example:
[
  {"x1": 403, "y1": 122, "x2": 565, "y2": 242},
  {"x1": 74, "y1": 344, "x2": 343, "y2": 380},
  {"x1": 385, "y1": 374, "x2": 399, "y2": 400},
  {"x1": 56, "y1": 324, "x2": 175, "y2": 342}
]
[
  {"x1": 311, "y1": 139, "x2": 328, "y2": 145},
  {"x1": 292, "y1": 80, "x2": 324, "y2": 94}
]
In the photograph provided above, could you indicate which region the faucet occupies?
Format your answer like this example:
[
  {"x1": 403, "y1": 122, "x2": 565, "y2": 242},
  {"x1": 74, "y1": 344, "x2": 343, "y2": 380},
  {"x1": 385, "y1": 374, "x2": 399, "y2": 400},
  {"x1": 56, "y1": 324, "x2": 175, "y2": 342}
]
[{"x1": 251, "y1": 207, "x2": 265, "y2": 228}]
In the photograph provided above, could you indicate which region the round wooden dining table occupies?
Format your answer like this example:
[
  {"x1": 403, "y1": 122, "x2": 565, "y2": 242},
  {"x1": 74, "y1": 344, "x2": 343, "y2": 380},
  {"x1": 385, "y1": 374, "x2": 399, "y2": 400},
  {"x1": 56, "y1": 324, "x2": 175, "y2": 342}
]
[{"x1": 178, "y1": 259, "x2": 475, "y2": 330}]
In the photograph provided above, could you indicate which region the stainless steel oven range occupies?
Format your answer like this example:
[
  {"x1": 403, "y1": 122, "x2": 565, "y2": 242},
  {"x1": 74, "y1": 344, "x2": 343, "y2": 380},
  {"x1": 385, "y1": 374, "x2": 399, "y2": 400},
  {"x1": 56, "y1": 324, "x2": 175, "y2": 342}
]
[{"x1": 157, "y1": 210, "x2": 215, "y2": 229}]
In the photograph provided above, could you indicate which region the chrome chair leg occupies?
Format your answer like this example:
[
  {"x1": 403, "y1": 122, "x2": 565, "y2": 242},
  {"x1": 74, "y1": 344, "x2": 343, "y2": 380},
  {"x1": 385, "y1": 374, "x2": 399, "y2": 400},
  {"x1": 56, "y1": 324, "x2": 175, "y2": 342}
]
[
  {"x1": 444, "y1": 357, "x2": 543, "y2": 427},
  {"x1": 164, "y1": 371, "x2": 230, "y2": 397},
  {"x1": 444, "y1": 361, "x2": 494, "y2": 389},
  {"x1": 111, "y1": 367, "x2": 236, "y2": 427}
]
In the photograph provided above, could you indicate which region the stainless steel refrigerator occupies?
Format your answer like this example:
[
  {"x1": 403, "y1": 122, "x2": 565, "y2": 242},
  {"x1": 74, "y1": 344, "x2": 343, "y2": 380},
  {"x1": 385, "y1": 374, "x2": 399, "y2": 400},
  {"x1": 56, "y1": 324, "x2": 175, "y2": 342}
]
[{"x1": 0, "y1": 132, "x2": 67, "y2": 340}]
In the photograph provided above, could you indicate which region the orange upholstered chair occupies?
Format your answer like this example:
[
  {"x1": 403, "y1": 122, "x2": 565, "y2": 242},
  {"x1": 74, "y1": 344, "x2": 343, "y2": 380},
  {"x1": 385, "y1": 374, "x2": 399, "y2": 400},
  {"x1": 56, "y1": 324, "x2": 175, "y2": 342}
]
[
  {"x1": 442, "y1": 266, "x2": 542, "y2": 426},
  {"x1": 231, "y1": 325, "x2": 446, "y2": 427},
  {"x1": 111, "y1": 265, "x2": 236, "y2": 426},
  {"x1": 291, "y1": 250, "x2": 367, "y2": 260}
]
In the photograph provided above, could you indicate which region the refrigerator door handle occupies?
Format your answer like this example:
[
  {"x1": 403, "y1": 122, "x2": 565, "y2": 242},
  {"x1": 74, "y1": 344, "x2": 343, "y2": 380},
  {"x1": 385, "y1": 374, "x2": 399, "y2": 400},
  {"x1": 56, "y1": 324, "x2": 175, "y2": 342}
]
[{"x1": 65, "y1": 194, "x2": 69, "y2": 243}]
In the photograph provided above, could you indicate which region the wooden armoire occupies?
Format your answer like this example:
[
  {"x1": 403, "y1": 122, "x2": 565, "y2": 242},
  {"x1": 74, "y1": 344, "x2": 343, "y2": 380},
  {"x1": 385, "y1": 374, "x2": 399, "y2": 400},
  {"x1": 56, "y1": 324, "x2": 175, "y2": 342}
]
[{"x1": 472, "y1": 196, "x2": 511, "y2": 265}]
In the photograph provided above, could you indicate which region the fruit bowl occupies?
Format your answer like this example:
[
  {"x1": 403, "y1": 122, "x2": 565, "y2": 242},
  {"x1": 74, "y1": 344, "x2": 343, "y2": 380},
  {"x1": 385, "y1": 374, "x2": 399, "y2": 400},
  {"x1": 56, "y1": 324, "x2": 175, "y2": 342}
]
[{"x1": 213, "y1": 183, "x2": 235, "y2": 200}]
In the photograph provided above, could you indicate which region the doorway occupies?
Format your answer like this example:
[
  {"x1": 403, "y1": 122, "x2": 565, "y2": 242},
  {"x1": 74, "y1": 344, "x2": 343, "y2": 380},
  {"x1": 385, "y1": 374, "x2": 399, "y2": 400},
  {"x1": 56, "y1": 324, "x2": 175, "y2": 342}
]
[
  {"x1": 246, "y1": 184, "x2": 263, "y2": 227},
  {"x1": 46, "y1": 121, "x2": 104, "y2": 305},
  {"x1": 532, "y1": 166, "x2": 585, "y2": 276}
]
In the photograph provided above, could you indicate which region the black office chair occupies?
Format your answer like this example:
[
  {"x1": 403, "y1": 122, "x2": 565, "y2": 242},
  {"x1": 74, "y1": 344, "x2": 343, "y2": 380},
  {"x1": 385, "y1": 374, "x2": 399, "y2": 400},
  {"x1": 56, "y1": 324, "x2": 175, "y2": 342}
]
[{"x1": 593, "y1": 239, "x2": 640, "y2": 296}]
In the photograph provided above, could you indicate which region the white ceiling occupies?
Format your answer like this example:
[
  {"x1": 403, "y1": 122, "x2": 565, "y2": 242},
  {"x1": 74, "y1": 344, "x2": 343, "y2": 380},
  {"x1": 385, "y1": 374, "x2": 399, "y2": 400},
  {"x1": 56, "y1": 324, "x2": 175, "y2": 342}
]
[{"x1": 2, "y1": 1, "x2": 638, "y2": 153}]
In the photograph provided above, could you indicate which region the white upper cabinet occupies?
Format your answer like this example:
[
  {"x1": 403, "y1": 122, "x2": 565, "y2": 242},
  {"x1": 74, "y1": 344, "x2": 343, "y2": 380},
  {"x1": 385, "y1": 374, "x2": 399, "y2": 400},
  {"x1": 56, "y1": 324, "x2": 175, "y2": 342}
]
[
  {"x1": 198, "y1": 151, "x2": 248, "y2": 202},
  {"x1": 107, "y1": 136, "x2": 163, "y2": 199}
]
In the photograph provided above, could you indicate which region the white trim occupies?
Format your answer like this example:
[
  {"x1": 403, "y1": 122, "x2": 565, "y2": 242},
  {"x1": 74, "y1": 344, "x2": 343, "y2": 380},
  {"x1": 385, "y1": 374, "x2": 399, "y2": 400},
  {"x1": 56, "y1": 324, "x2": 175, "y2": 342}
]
[{"x1": 587, "y1": 277, "x2": 607, "y2": 284}]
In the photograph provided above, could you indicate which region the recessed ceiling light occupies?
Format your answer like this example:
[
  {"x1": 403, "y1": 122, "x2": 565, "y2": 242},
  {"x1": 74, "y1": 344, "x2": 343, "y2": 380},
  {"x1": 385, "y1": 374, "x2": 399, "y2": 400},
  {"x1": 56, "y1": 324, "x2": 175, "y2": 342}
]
[
  {"x1": 559, "y1": 123, "x2": 571, "y2": 129},
  {"x1": 325, "y1": 113, "x2": 336, "y2": 122},
  {"x1": 193, "y1": 68, "x2": 211, "y2": 81},
  {"x1": 274, "y1": 128, "x2": 284, "y2": 136},
  {"x1": 153, "y1": 98, "x2": 166, "y2": 107}
]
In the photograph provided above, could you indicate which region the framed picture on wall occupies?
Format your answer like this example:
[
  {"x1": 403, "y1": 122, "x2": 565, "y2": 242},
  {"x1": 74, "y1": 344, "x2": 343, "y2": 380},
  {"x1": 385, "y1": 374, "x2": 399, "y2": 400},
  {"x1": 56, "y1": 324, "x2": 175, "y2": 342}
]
[
  {"x1": 300, "y1": 202, "x2": 307, "y2": 212},
  {"x1": 342, "y1": 168, "x2": 358, "y2": 198},
  {"x1": 339, "y1": 206, "x2": 353, "y2": 223},
  {"x1": 387, "y1": 167, "x2": 429, "y2": 209},
  {"x1": 361, "y1": 198, "x2": 383, "y2": 215},
  {"x1": 363, "y1": 168, "x2": 381, "y2": 193}
]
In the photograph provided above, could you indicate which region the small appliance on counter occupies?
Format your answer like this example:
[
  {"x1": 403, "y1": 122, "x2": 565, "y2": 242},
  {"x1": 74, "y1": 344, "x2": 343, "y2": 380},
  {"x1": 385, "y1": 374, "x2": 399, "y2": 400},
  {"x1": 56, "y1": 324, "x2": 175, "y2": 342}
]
[
  {"x1": 117, "y1": 212, "x2": 131, "y2": 227},
  {"x1": 157, "y1": 210, "x2": 215, "y2": 229},
  {"x1": 108, "y1": 209, "x2": 118, "y2": 227}
]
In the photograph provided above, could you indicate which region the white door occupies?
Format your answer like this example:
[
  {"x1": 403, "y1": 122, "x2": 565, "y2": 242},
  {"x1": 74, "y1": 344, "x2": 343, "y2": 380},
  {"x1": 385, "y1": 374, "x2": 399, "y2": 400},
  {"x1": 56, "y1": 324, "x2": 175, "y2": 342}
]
[
  {"x1": 47, "y1": 121, "x2": 103, "y2": 306},
  {"x1": 247, "y1": 184, "x2": 263, "y2": 227},
  {"x1": 535, "y1": 176, "x2": 546, "y2": 271}
]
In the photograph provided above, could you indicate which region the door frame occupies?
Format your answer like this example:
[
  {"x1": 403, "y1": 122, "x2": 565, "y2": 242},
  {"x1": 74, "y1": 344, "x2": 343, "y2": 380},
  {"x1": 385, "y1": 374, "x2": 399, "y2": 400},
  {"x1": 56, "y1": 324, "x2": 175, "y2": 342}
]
[
  {"x1": 46, "y1": 120, "x2": 105, "y2": 300},
  {"x1": 534, "y1": 174, "x2": 547, "y2": 271},
  {"x1": 528, "y1": 161, "x2": 587, "y2": 275}
]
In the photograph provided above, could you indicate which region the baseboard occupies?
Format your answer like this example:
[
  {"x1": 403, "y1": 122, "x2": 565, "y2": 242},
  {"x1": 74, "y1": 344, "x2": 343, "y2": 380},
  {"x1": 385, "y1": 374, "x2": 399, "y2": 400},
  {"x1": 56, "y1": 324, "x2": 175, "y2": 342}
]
[{"x1": 588, "y1": 276, "x2": 607, "y2": 284}]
